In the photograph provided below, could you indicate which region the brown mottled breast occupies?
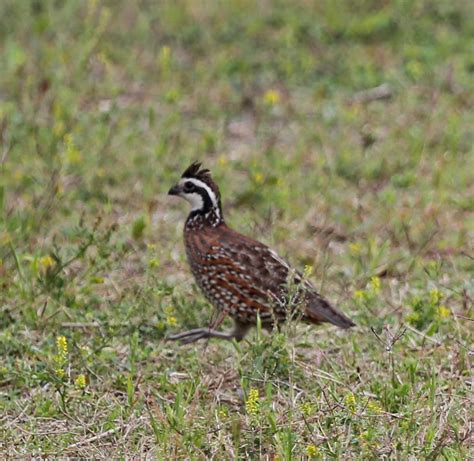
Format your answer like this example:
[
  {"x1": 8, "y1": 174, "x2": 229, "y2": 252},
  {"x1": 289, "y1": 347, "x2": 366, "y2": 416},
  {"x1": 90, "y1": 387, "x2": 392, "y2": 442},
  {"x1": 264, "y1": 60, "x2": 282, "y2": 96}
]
[{"x1": 184, "y1": 223, "x2": 303, "y2": 324}]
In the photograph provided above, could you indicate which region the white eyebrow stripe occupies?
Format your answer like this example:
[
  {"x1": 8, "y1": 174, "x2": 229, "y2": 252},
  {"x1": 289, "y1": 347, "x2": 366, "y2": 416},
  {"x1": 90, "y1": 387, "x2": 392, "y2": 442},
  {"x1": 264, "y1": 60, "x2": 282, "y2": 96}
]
[{"x1": 179, "y1": 177, "x2": 220, "y2": 216}]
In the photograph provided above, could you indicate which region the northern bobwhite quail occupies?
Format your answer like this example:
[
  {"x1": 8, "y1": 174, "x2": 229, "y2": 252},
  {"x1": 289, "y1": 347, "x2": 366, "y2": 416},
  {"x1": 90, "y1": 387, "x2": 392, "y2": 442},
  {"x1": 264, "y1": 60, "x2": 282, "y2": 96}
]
[{"x1": 167, "y1": 162, "x2": 355, "y2": 344}]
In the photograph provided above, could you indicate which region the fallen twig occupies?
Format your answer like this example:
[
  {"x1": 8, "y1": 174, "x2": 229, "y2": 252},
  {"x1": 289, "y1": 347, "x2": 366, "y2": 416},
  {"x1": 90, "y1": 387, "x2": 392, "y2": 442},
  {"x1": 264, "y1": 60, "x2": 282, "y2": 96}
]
[
  {"x1": 350, "y1": 83, "x2": 393, "y2": 103},
  {"x1": 405, "y1": 325, "x2": 442, "y2": 346},
  {"x1": 61, "y1": 322, "x2": 102, "y2": 328},
  {"x1": 66, "y1": 427, "x2": 120, "y2": 449}
]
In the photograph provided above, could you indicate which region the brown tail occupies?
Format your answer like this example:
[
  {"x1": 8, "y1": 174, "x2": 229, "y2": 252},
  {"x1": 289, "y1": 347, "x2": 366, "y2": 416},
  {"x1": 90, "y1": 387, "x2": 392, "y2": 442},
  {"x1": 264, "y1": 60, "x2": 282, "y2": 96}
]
[{"x1": 305, "y1": 292, "x2": 355, "y2": 329}]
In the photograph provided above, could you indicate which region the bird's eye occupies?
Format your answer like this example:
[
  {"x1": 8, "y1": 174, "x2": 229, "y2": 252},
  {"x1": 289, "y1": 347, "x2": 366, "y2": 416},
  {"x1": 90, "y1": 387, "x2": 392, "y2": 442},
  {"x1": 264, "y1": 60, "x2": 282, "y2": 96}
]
[{"x1": 183, "y1": 181, "x2": 194, "y2": 192}]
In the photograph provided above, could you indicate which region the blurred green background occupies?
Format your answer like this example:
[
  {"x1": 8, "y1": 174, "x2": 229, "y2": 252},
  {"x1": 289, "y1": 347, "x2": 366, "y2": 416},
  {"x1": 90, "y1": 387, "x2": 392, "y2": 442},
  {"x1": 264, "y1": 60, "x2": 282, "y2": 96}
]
[{"x1": 1, "y1": 0, "x2": 473, "y2": 458}]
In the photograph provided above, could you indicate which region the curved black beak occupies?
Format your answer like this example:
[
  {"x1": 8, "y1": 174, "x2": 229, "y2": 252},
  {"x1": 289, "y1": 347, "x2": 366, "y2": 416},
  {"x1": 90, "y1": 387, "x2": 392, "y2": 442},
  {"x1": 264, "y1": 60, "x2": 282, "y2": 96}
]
[{"x1": 168, "y1": 185, "x2": 181, "y2": 196}]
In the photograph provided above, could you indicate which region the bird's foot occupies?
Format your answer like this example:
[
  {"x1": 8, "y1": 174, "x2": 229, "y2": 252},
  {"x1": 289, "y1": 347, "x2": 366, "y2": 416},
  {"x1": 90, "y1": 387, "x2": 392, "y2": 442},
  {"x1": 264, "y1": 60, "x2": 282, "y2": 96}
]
[{"x1": 166, "y1": 327, "x2": 234, "y2": 344}]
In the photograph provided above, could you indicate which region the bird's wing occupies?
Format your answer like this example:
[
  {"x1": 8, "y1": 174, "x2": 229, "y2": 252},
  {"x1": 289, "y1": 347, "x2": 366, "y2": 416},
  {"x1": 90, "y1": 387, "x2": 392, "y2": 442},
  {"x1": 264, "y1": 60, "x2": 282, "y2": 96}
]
[{"x1": 212, "y1": 227, "x2": 355, "y2": 328}]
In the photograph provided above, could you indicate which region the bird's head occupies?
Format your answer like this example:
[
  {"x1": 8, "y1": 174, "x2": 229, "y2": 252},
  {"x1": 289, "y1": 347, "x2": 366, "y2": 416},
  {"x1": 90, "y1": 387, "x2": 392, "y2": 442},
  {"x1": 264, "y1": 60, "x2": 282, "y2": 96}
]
[{"x1": 168, "y1": 162, "x2": 223, "y2": 221}]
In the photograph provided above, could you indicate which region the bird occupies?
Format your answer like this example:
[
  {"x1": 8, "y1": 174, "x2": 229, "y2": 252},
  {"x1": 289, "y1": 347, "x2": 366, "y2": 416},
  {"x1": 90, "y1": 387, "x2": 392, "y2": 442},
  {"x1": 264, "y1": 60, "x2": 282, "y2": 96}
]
[{"x1": 166, "y1": 161, "x2": 355, "y2": 344}]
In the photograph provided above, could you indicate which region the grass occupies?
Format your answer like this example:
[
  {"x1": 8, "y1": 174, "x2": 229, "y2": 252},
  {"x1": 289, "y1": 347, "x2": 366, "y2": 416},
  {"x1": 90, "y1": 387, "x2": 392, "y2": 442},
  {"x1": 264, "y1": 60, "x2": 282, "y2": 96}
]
[{"x1": 1, "y1": 0, "x2": 473, "y2": 458}]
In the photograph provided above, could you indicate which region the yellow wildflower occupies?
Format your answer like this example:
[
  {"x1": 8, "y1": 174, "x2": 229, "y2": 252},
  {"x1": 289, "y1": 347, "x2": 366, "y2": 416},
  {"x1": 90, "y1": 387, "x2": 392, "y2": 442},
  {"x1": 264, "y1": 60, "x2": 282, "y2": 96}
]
[
  {"x1": 359, "y1": 430, "x2": 370, "y2": 447},
  {"x1": 400, "y1": 419, "x2": 411, "y2": 431},
  {"x1": 245, "y1": 388, "x2": 260, "y2": 416},
  {"x1": 163, "y1": 306, "x2": 177, "y2": 326},
  {"x1": 300, "y1": 401, "x2": 314, "y2": 417},
  {"x1": 406, "y1": 60, "x2": 423, "y2": 79},
  {"x1": 406, "y1": 312, "x2": 420, "y2": 324},
  {"x1": 253, "y1": 172, "x2": 264, "y2": 185},
  {"x1": 147, "y1": 245, "x2": 159, "y2": 267},
  {"x1": 149, "y1": 258, "x2": 160, "y2": 268},
  {"x1": 55, "y1": 368, "x2": 65, "y2": 378},
  {"x1": 64, "y1": 133, "x2": 73, "y2": 147},
  {"x1": 370, "y1": 276, "x2": 381, "y2": 293},
  {"x1": 160, "y1": 46, "x2": 171, "y2": 62},
  {"x1": 159, "y1": 46, "x2": 171, "y2": 72},
  {"x1": 56, "y1": 336, "x2": 68, "y2": 357},
  {"x1": 218, "y1": 154, "x2": 228, "y2": 167},
  {"x1": 430, "y1": 288, "x2": 442, "y2": 305},
  {"x1": 13, "y1": 170, "x2": 24, "y2": 181},
  {"x1": 344, "y1": 392, "x2": 356, "y2": 412},
  {"x1": 64, "y1": 133, "x2": 82, "y2": 165},
  {"x1": 437, "y1": 305, "x2": 450, "y2": 319},
  {"x1": 367, "y1": 400, "x2": 383, "y2": 414},
  {"x1": 306, "y1": 444, "x2": 319, "y2": 457},
  {"x1": 39, "y1": 255, "x2": 55, "y2": 271},
  {"x1": 53, "y1": 102, "x2": 63, "y2": 119},
  {"x1": 263, "y1": 89, "x2": 281, "y2": 106},
  {"x1": 354, "y1": 290, "x2": 365, "y2": 301},
  {"x1": 359, "y1": 430, "x2": 378, "y2": 449},
  {"x1": 75, "y1": 374, "x2": 87, "y2": 389},
  {"x1": 303, "y1": 265, "x2": 313, "y2": 278},
  {"x1": 164, "y1": 306, "x2": 175, "y2": 315},
  {"x1": 349, "y1": 242, "x2": 362, "y2": 255},
  {"x1": 166, "y1": 315, "x2": 177, "y2": 326},
  {"x1": 164, "y1": 88, "x2": 180, "y2": 103}
]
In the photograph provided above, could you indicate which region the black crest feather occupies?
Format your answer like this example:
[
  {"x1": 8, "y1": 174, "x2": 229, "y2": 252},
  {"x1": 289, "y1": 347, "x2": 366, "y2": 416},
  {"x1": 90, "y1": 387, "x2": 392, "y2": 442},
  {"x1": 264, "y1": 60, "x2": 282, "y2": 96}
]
[{"x1": 181, "y1": 161, "x2": 211, "y2": 181}]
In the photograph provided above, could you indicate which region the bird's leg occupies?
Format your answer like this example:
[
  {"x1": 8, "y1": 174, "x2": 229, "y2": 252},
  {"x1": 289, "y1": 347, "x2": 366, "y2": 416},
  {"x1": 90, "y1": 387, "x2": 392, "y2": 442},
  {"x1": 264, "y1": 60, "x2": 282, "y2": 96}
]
[
  {"x1": 166, "y1": 309, "x2": 230, "y2": 344},
  {"x1": 166, "y1": 314, "x2": 251, "y2": 344},
  {"x1": 166, "y1": 327, "x2": 236, "y2": 344},
  {"x1": 209, "y1": 308, "x2": 228, "y2": 331}
]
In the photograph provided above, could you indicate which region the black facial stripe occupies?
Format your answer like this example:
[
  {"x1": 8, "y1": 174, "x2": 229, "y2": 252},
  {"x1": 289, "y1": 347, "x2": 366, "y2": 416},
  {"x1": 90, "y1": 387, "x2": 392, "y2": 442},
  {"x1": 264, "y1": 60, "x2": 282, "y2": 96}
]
[{"x1": 193, "y1": 185, "x2": 214, "y2": 212}]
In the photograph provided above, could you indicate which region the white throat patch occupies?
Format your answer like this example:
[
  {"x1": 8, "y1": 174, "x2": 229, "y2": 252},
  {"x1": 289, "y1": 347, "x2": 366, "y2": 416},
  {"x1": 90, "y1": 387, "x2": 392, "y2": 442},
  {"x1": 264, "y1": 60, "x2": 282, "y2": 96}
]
[
  {"x1": 179, "y1": 178, "x2": 220, "y2": 216},
  {"x1": 183, "y1": 192, "x2": 204, "y2": 211}
]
